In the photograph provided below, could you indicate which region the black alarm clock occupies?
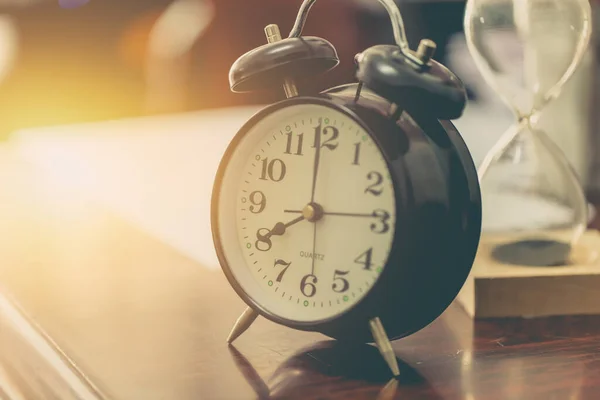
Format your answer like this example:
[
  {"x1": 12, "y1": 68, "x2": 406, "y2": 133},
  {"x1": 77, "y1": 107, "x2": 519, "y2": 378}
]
[{"x1": 211, "y1": 0, "x2": 481, "y2": 376}]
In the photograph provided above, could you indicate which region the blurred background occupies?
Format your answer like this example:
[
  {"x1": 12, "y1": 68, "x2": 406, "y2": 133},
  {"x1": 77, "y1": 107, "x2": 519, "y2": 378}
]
[
  {"x1": 0, "y1": 0, "x2": 597, "y2": 198},
  {"x1": 0, "y1": 0, "x2": 480, "y2": 268},
  {"x1": 0, "y1": 0, "x2": 466, "y2": 136}
]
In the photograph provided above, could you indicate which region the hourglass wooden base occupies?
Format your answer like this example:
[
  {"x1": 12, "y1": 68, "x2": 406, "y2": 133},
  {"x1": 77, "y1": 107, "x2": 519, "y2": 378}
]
[{"x1": 456, "y1": 230, "x2": 600, "y2": 318}]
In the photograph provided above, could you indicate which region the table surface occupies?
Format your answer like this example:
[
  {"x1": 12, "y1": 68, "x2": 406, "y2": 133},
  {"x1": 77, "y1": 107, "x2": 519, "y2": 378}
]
[{"x1": 0, "y1": 121, "x2": 600, "y2": 399}]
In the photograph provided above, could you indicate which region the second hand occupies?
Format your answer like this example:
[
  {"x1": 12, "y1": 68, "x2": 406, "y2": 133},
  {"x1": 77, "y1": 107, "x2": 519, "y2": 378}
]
[
  {"x1": 311, "y1": 223, "x2": 317, "y2": 275},
  {"x1": 284, "y1": 210, "x2": 375, "y2": 218}
]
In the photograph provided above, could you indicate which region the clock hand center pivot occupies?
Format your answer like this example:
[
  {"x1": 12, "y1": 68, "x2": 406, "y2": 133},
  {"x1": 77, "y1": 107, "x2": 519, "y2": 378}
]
[{"x1": 302, "y1": 202, "x2": 324, "y2": 223}]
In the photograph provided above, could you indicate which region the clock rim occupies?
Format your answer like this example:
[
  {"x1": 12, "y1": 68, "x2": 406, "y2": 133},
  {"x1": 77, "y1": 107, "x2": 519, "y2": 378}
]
[{"x1": 211, "y1": 96, "x2": 406, "y2": 332}]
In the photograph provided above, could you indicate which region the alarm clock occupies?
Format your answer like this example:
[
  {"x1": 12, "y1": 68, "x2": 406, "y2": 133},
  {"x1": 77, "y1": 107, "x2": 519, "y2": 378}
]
[{"x1": 211, "y1": 0, "x2": 481, "y2": 376}]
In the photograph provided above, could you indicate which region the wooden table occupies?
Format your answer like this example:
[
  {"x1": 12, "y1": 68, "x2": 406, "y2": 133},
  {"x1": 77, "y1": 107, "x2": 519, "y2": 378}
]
[{"x1": 1, "y1": 143, "x2": 600, "y2": 400}]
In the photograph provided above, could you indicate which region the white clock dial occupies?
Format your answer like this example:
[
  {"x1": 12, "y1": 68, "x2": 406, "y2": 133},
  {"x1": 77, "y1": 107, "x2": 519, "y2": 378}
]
[{"x1": 217, "y1": 102, "x2": 396, "y2": 323}]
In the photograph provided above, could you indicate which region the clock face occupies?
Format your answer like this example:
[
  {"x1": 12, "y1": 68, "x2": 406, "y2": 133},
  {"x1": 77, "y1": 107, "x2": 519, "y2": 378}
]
[{"x1": 215, "y1": 101, "x2": 396, "y2": 323}]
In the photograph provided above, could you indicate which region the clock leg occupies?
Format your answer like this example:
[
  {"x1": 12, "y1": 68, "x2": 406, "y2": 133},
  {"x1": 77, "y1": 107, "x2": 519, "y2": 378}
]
[
  {"x1": 369, "y1": 317, "x2": 400, "y2": 377},
  {"x1": 227, "y1": 307, "x2": 259, "y2": 344}
]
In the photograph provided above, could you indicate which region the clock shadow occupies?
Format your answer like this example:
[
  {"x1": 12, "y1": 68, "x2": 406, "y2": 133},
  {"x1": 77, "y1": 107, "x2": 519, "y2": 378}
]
[{"x1": 229, "y1": 341, "x2": 441, "y2": 399}]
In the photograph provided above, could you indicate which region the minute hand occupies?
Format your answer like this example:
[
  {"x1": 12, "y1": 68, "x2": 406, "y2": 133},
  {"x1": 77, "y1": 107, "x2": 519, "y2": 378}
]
[{"x1": 309, "y1": 124, "x2": 322, "y2": 203}]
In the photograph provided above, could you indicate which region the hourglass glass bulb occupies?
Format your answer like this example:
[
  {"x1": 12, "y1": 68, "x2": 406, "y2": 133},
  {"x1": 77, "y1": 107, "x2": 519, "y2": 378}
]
[
  {"x1": 479, "y1": 120, "x2": 588, "y2": 265},
  {"x1": 465, "y1": 0, "x2": 592, "y2": 266},
  {"x1": 465, "y1": 0, "x2": 592, "y2": 118}
]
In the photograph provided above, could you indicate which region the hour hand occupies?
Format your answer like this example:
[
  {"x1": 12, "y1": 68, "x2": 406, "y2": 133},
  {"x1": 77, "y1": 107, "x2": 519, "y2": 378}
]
[
  {"x1": 258, "y1": 215, "x2": 305, "y2": 243},
  {"x1": 255, "y1": 215, "x2": 305, "y2": 252},
  {"x1": 268, "y1": 215, "x2": 305, "y2": 237}
]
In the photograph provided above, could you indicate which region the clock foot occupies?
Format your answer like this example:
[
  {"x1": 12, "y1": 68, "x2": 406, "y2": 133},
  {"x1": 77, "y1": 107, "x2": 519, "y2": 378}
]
[
  {"x1": 377, "y1": 378, "x2": 399, "y2": 400},
  {"x1": 369, "y1": 317, "x2": 400, "y2": 377},
  {"x1": 227, "y1": 307, "x2": 259, "y2": 344}
]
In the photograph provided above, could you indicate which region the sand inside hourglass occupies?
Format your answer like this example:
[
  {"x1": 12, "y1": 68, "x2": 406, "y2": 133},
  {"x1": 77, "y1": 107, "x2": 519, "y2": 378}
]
[
  {"x1": 483, "y1": 193, "x2": 576, "y2": 266},
  {"x1": 480, "y1": 125, "x2": 588, "y2": 267}
]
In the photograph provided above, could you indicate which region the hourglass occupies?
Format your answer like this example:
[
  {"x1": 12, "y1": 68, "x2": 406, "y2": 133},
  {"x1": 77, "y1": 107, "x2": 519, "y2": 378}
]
[{"x1": 464, "y1": 0, "x2": 592, "y2": 266}]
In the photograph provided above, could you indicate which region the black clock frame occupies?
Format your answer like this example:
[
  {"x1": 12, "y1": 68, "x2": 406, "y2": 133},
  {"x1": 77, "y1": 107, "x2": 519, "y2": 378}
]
[{"x1": 211, "y1": 86, "x2": 481, "y2": 343}]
